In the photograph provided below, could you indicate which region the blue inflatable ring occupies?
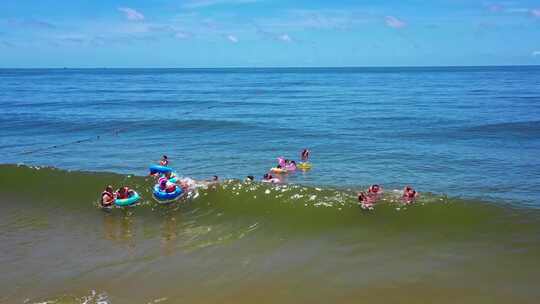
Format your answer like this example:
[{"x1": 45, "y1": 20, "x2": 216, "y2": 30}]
[
  {"x1": 153, "y1": 184, "x2": 184, "y2": 203},
  {"x1": 149, "y1": 165, "x2": 173, "y2": 175},
  {"x1": 115, "y1": 191, "x2": 141, "y2": 207}
]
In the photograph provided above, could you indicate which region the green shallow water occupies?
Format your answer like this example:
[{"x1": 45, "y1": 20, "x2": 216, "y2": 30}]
[{"x1": 1, "y1": 165, "x2": 540, "y2": 303}]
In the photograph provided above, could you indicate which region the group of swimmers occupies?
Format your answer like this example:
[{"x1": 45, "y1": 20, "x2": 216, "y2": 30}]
[
  {"x1": 101, "y1": 150, "x2": 419, "y2": 209},
  {"x1": 100, "y1": 185, "x2": 134, "y2": 207},
  {"x1": 153, "y1": 156, "x2": 219, "y2": 195},
  {"x1": 357, "y1": 184, "x2": 419, "y2": 209},
  {"x1": 100, "y1": 155, "x2": 221, "y2": 207},
  {"x1": 261, "y1": 149, "x2": 311, "y2": 183}
]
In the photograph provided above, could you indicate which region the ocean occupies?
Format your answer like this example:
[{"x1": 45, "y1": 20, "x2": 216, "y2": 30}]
[{"x1": 1, "y1": 66, "x2": 539, "y2": 303}]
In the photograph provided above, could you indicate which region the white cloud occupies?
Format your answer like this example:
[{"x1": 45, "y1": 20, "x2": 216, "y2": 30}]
[
  {"x1": 118, "y1": 7, "x2": 145, "y2": 21},
  {"x1": 385, "y1": 16, "x2": 406, "y2": 29},
  {"x1": 227, "y1": 34, "x2": 238, "y2": 43},
  {"x1": 486, "y1": 4, "x2": 540, "y2": 17},
  {"x1": 278, "y1": 34, "x2": 292, "y2": 42},
  {"x1": 175, "y1": 31, "x2": 190, "y2": 39}
]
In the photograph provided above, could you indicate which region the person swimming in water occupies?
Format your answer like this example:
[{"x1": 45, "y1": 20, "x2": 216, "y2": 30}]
[
  {"x1": 159, "y1": 178, "x2": 177, "y2": 193},
  {"x1": 368, "y1": 184, "x2": 382, "y2": 195},
  {"x1": 402, "y1": 186, "x2": 419, "y2": 204},
  {"x1": 160, "y1": 155, "x2": 169, "y2": 166},
  {"x1": 301, "y1": 149, "x2": 310, "y2": 162},
  {"x1": 358, "y1": 191, "x2": 374, "y2": 209},
  {"x1": 289, "y1": 160, "x2": 297, "y2": 169},
  {"x1": 263, "y1": 173, "x2": 280, "y2": 183},
  {"x1": 115, "y1": 186, "x2": 134, "y2": 199},
  {"x1": 365, "y1": 184, "x2": 383, "y2": 204},
  {"x1": 101, "y1": 185, "x2": 115, "y2": 207}
]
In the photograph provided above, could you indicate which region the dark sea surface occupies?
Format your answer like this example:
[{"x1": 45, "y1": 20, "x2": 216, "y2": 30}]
[{"x1": 1, "y1": 67, "x2": 540, "y2": 303}]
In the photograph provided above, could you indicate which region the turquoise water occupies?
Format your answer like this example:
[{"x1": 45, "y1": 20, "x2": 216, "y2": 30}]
[{"x1": 1, "y1": 66, "x2": 539, "y2": 205}]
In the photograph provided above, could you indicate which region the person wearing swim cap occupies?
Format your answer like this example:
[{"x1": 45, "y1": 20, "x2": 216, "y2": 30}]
[
  {"x1": 368, "y1": 184, "x2": 382, "y2": 195},
  {"x1": 402, "y1": 186, "x2": 419, "y2": 204},
  {"x1": 301, "y1": 149, "x2": 310, "y2": 162},
  {"x1": 101, "y1": 185, "x2": 115, "y2": 207},
  {"x1": 160, "y1": 155, "x2": 169, "y2": 166}
]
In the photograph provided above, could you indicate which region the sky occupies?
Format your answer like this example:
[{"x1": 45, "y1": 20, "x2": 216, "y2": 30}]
[{"x1": 0, "y1": 0, "x2": 539, "y2": 67}]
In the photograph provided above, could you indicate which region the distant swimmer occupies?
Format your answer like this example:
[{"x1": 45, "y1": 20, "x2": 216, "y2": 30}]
[
  {"x1": 402, "y1": 186, "x2": 419, "y2": 204},
  {"x1": 101, "y1": 185, "x2": 115, "y2": 207},
  {"x1": 358, "y1": 191, "x2": 374, "y2": 210},
  {"x1": 365, "y1": 184, "x2": 383, "y2": 205},
  {"x1": 115, "y1": 186, "x2": 135, "y2": 199},
  {"x1": 286, "y1": 160, "x2": 297, "y2": 171},
  {"x1": 368, "y1": 184, "x2": 382, "y2": 195},
  {"x1": 160, "y1": 155, "x2": 169, "y2": 166},
  {"x1": 301, "y1": 149, "x2": 310, "y2": 162},
  {"x1": 159, "y1": 178, "x2": 177, "y2": 193},
  {"x1": 262, "y1": 173, "x2": 280, "y2": 184}
]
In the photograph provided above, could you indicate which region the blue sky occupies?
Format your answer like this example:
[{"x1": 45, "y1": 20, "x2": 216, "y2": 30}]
[{"x1": 0, "y1": 0, "x2": 539, "y2": 67}]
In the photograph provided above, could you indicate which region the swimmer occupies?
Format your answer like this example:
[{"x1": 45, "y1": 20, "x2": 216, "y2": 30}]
[
  {"x1": 115, "y1": 186, "x2": 133, "y2": 199},
  {"x1": 358, "y1": 191, "x2": 374, "y2": 209},
  {"x1": 368, "y1": 184, "x2": 382, "y2": 195},
  {"x1": 301, "y1": 149, "x2": 310, "y2": 162},
  {"x1": 159, "y1": 178, "x2": 177, "y2": 193},
  {"x1": 289, "y1": 160, "x2": 297, "y2": 169},
  {"x1": 263, "y1": 173, "x2": 280, "y2": 184},
  {"x1": 100, "y1": 185, "x2": 115, "y2": 207},
  {"x1": 402, "y1": 186, "x2": 419, "y2": 204},
  {"x1": 365, "y1": 184, "x2": 383, "y2": 204},
  {"x1": 160, "y1": 155, "x2": 169, "y2": 166}
]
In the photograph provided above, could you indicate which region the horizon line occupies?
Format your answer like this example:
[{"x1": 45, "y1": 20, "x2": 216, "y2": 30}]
[{"x1": 0, "y1": 64, "x2": 539, "y2": 70}]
